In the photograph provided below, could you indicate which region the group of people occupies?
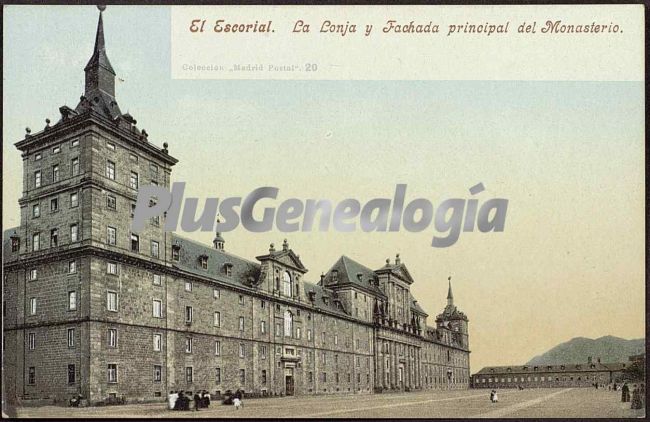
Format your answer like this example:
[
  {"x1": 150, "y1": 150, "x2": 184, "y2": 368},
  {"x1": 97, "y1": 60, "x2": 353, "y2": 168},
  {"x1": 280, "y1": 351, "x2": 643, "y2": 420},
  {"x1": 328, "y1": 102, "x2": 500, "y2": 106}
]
[
  {"x1": 619, "y1": 383, "x2": 645, "y2": 410},
  {"x1": 167, "y1": 390, "x2": 211, "y2": 411},
  {"x1": 489, "y1": 390, "x2": 499, "y2": 403}
]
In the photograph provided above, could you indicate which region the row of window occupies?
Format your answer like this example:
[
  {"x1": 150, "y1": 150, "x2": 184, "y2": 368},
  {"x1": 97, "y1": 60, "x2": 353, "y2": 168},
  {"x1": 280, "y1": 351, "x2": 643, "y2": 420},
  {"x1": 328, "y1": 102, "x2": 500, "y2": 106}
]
[
  {"x1": 32, "y1": 158, "x2": 80, "y2": 188},
  {"x1": 26, "y1": 290, "x2": 77, "y2": 316},
  {"x1": 29, "y1": 224, "x2": 79, "y2": 251},
  {"x1": 26, "y1": 364, "x2": 78, "y2": 385},
  {"x1": 32, "y1": 192, "x2": 78, "y2": 219},
  {"x1": 33, "y1": 139, "x2": 79, "y2": 163},
  {"x1": 105, "y1": 228, "x2": 160, "y2": 257},
  {"x1": 477, "y1": 375, "x2": 601, "y2": 383}
]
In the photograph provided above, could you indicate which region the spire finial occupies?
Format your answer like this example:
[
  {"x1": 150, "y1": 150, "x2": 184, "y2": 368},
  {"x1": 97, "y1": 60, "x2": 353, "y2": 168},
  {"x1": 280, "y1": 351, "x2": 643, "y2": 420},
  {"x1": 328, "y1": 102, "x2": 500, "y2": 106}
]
[
  {"x1": 84, "y1": 5, "x2": 116, "y2": 99},
  {"x1": 447, "y1": 276, "x2": 454, "y2": 305}
]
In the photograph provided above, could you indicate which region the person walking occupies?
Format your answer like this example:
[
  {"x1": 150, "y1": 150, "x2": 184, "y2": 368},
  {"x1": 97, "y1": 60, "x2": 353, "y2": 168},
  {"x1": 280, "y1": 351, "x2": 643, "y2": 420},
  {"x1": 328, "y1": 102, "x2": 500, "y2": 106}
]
[
  {"x1": 168, "y1": 390, "x2": 178, "y2": 410},
  {"x1": 622, "y1": 383, "x2": 630, "y2": 402},
  {"x1": 631, "y1": 385, "x2": 643, "y2": 409},
  {"x1": 193, "y1": 391, "x2": 202, "y2": 411}
]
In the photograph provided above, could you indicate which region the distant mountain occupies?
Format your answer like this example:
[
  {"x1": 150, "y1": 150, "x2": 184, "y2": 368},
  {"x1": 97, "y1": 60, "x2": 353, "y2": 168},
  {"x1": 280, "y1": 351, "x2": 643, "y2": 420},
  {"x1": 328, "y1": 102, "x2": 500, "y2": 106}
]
[{"x1": 526, "y1": 336, "x2": 644, "y2": 365}]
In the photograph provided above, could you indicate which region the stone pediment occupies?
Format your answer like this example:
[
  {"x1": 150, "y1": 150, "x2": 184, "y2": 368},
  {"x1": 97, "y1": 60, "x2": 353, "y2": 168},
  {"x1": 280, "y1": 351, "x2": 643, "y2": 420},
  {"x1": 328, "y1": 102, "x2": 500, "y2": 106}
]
[{"x1": 256, "y1": 248, "x2": 308, "y2": 274}]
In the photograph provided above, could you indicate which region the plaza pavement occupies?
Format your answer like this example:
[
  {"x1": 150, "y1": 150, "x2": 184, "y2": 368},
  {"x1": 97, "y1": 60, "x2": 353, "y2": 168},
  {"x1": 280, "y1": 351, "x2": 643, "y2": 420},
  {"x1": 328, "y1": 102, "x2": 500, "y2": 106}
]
[{"x1": 7, "y1": 387, "x2": 645, "y2": 418}]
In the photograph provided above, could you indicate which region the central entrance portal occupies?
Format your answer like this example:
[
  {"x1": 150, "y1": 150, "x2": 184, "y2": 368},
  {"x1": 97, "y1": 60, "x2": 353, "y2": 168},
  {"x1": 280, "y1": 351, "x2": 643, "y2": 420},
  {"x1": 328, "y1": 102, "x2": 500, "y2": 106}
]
[{"x1": 285, "y1": 367, "x2": 295, "y2": 396}]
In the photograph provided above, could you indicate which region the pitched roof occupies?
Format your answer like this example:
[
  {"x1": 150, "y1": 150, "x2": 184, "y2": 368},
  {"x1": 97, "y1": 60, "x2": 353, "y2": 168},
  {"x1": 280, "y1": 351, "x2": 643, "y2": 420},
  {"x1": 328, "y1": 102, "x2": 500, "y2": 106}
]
[
  {"x1": 474, "y1": 361, "x2": 627, "y2": 375},
  {"x1": 322, "y1": 255, "x2": 386, "y2": 297}
]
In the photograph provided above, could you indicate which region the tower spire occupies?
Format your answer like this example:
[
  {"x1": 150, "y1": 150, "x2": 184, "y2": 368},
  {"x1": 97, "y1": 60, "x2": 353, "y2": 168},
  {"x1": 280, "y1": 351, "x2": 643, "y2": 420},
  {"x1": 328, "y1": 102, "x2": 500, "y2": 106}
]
[
  {"x1": 84, "y1": 6, "x2": 116, "y2": 99},
  {"x1": 447, "y1": 276, "x2": 454, "y2": 306}
]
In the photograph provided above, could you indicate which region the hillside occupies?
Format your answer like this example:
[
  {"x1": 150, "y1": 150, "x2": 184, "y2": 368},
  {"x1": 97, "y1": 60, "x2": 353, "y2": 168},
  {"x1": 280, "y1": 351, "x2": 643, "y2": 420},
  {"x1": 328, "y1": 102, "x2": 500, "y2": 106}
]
[{"x1": 526, "y1": 336, "x2": 644, "y2": 365}]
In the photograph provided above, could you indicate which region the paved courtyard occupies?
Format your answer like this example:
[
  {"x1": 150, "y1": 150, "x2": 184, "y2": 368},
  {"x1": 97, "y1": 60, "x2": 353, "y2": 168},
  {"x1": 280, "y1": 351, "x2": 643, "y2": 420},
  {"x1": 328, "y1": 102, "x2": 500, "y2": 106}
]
[{"x1": 6, "y1": 388, "x2": 645, "y2": 418}]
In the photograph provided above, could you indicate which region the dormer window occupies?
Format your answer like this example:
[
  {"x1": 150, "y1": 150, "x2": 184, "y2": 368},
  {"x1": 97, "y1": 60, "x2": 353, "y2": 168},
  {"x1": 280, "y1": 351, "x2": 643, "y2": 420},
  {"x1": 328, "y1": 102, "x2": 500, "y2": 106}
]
[
  {"x1": 332, "y1": 270, "x2": 339, "y2": 283},
  {"x1": 172, "y1": 245, "x2": 180, "y2": 261},
  {"x1": 223, "y1": 263, "x2": 233, "y2": 277},
  {"x1": 199, "y1": 255, "x2": 208, "y2": 269}
]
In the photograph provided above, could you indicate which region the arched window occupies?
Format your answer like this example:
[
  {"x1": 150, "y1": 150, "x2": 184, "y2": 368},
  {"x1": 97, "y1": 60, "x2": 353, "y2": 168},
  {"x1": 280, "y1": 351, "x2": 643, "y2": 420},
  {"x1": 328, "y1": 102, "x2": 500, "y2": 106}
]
[
  {"x1": 283, "y1": 271, "x2": 292, "y2": 297},
  {"x1": 284, "y1": 310, "x2": 293, "y2": 337}
]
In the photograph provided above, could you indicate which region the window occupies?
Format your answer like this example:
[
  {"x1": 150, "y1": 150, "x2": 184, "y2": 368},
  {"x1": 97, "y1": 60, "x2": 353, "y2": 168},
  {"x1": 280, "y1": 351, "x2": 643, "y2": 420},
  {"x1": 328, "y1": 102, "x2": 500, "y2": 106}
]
[
  {"x1": 50, "y1": 197, "x2": 59, "y2": 212},
  {"x1": 70, "y1": 192, "x2": 79, "y2": 208},
  {"x1": 308, "y1": 372, "x2": 313, "y2": 383},
  {"x1": 32, "y1": 233, "x2": 41, "y2": 251},
  {"x1": 67, "y1": 328, "x2": 75, "y2": 347},
  {"x1": 71, "y1": 158, "x2": 80, "y2": 176},
  {"x1": 107, "y1": 364, "x2": 118, "y2": 383},
  {"x1": 172, "y1": 246, "x2": 180, "y2": 261},
  {"x1": 213, "y1": 288, "x2": 220, "y2": 299},
  {"x1": 50, "y1": 228, "x2": 58, "y2": 247},
  {"x1": 35, "y1": 153, "x2": 42, "y2": 161},
  {"x1": 238, "y1": 295, "x2": 244, "y2": 305},
  {"x1": 108, "y1": 329, "x2": 117, "y2": 347},
  {"x1": 106, "y1": 226, "x2": 116, "y2": 245},
  {"x1": 129, "y1": 153, "x2": 138, "y2": 163},
  {"x1": 307, "y1": 329, "x2": 312, "y2": 341},
  {"x1": 239, "y1": 316, "x2": 245, "y2": 331},
  {"x1": 185, "y1": 338, "x2": 192, "y2": 353},
  {"x1": 131, "y1": 203, "x2": 136, "y2": 218},
  {"x1": 53, "y1": 145, "x2": 61, "y2": 154},
  {"x1": 215, "y1": 341, "x2": 221, "y2": 356},
  {"x1": 153, "y1": 365, "x2": 162, "y2": 382},
  {"x1": 32, "y1": 204, "x2": 40, "y2": 218},
  {"x1": 129, "y1": 172, "x2": 139, "y2": 189},
  {"x1": 34, "y1": 170, "x2": 42, "y2": 188},
  {"x1": 153, "y1": 300, "x2": 162, "y2": 318},
  {"x1": 151, "y1": 241, "x2": 159, "y2": 258},
  {"x1": 261, "y1": 345, "x2": 267, "y2": 358},
  {"x1": 131, "y1": 234, "x2": 139, "y2": 252},
  {"x1": 28, "y1": 367, "x2": 35, "y2": 385},
  {"x1": 106, "y1": 142, "x2": 115, "y2": 151},
  {"x1": 29, "y1": 298, "x2": 37, "y2": 315},
  {"x1": 322, "y1": 352, "x2": 327, "y2": 364},
  {"x1": 275, "y1": 323, "x2": 282, "y2": 337},
  {"x1": 71, "y1": 139, "x2": 79, "y2": 148},
  {"x1": 214, "y1": 312, "x2": 221, "y2": 327},
  {"x1": 153, "y1": 274, "x2": 162, "y2": 286},
  {"x1": 52, "y1": 164, "x2": 60, "y2": 182},
  {"x1": 215, "y1": 367, "x2": 221, "y2": 384},
  {"x1": 185, "y1": 367, "x2": 193, "y2": 383},
  {"x1": 70, "y1": 224, "x2": 78, "y2": 242},
  {"x1": 185, "y1": 281, "x2": 192, "y2": 292},
  {"x1": 107, "y1": 195, "x2": 116, "y2": 210},
  {"x1": 322, "y1": 372, "x2": 327, "y2": 382},
  {"x1": 106, "y1": 161, "x2": 115, "y2": 180},
  {"x1": 283, "y1": 271, "x2": 292, "y2": 297},
  {"x1": 11, "y1": 237, "x2": 20, "y2": 252},
  {"x1": 284, "y1": 310, "x2": 293, "y2": 337},
  {"x1": 29, "y1": 268, "x2": 37, "y2": 280},
  {"x1": 239, "y1": 369, "x2": 245, "y2": 384},
  {"x1": 334, "y1": 334, "x2": 338, "y2": 345},
  {"x1": 150, "y1": 163, "x2": 159, "y2": 178},
  {"x1": 261, "y1": 369, "x2": 267, "y2": 384},
  {"x1": 107, "y1": 262, "x2": 118, "y2": 275},
  {"x1": 239, "y1": 343, "x2": 245, "y2": 358},
  {"x1": 153, "y1": 334, "x2": 162, "y2": 351},
  {"x1": 68, "y1": 291, "x2": 77, "y2": 310},
  {"x1": 260, "y1": 300, "x2": 266, "y2": 309},
  {"x1": 28, "y1": 332, "x2": 35, "y2": 350},
  {"x1": 260, "y1": 320, "x2": 266, "y2": 334},
  {"x1": 185, "y1": 306, "x2": 193, "y2": 323},
  {"x1": 68, "y1": 364, "x2": 76, "y2": 384},
  {"x1": 107, "y1": 291, "x2": 118, "y2": 311}
]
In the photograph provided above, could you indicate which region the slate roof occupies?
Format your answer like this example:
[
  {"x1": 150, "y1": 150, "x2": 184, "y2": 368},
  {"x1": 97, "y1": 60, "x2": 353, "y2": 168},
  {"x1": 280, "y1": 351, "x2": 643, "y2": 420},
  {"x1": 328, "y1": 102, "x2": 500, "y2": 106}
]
[
  {"x1": 171, "y1": 234, "x2": 347, "y2": 316},
  {"x1": 322, "y1": 255, "x2": 386, "y2": 297},
  {"x1": 409, "y1": 292, "x2": 428, "y2": 316},
  {"x1": 475, "y1": 362, "x2": 627, "y2": 375},
  {"x1": 3, "y1": 227, "x2": 20, "y2": 264}
]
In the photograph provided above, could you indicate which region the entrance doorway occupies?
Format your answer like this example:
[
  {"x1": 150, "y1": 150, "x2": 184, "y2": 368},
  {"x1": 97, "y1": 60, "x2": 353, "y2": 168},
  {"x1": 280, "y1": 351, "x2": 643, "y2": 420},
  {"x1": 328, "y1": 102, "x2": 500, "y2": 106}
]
[{"x1": 285, "y1": 367, "x2": 294, "y2": 396}]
